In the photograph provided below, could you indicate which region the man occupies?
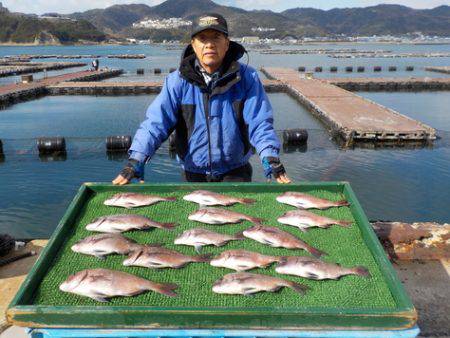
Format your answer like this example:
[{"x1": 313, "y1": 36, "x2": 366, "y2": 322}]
[{"x1": 113, "y1": 13, "x2": 290, "y2": 185}]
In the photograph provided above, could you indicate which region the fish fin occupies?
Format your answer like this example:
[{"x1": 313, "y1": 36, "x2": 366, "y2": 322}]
[
  {"x1": 92, "y1": 296, "x2": 109, "y2": 303},
  {"x1": 248, "y1": 217, "x2": 264, "y2": 224},
  {"x1": 298, "y1": 226, "x2": 309, "y2": 233},
  {"x1": 288, "y1": 281, "x2": 309, "y2": 295},
  {"x1": 353, "y1": 266, "x2": 371, "y2": 278},
  {"x1": 239, "y1": 198, "x2": 256, "y2": 205},
  {"x1": 94, "y1": 254, "x2": 107, "y2": 260},
  {"x1": 336, "y1": 200, "x2": 350, "y2": 207},
  {"x1": 159, "y1": 222, "x2": 177, "y2": 230},
  {"x1": 164, "y1": 197, "x2": 177, "y2": 201},
  {"x1": 307, "y1": 246, "x2": 327, "y2": 258},
  {"x1": 154, "y1": 283, "x2": 178, "y2": 297},
  {"x1": 337, "y1": 220, "x2": 352, "y2": 227},
  {"x1": 198, "y1": 204, "x2": 209, "y2": 209},
  {"x1": 193, "y1": 253, "x2": 212, "y2": 263},
  {"x1": 237, "y1": 264, "x2": 252, "y2": 270},
  {"x1": 242, "y1": 287, "x2": 258, "y2": 295},
  {"x1": 262, "y1": 239, "x2": 276, "y2": 246},
  {"x1": 305, "y1": 272, "x2": 320, "y2": 280},
  {"x1": 194, "y1": 245, "x2": 203, "y2": 253},
  {"x1": 233, "y1": 231, "x2": 245, "y2": 240}
]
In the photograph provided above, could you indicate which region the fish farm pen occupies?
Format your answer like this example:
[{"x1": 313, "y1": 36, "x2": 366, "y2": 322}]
[{"x1": 7, "y1": 183, "x2": 419, "y2": 337}]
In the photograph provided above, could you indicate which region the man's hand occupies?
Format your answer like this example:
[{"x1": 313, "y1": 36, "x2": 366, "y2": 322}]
[
  {"x1": 262, "y1": 157, "x2": 291, "y2": 184},
  {"x1": 112, "y1": 159, "x2": 145, "y2": 185}
]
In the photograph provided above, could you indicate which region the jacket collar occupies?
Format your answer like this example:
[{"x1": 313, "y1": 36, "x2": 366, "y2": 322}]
[{"x1": 179, "y1": 41, "x2": 246, "y2": 93}]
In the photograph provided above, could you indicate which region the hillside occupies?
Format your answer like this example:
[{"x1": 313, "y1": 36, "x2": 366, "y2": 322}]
[
  {"x1": 68, "y1": 1, "x2": 450, "y2": 38},
  {"x1": 0, "y1": 10, "x2": 106, "y2": 44},
  {"x1": 282, "y1": 5, "x2": 450, "y2": 36}
]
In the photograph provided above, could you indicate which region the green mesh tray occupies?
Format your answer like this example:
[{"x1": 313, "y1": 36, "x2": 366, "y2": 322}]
[{"x1": 7, "y1": 182, "x2": 416, "y2": 330}]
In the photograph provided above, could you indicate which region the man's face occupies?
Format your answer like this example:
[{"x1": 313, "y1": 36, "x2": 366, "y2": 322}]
[{"x1": 191, "y1": 29, "x2": 230, "y2": 73}]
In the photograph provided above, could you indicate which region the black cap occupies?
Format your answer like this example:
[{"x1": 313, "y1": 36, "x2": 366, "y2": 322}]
[{"x1": 191, "y1": 13, "x2": 228, "y2": 38}]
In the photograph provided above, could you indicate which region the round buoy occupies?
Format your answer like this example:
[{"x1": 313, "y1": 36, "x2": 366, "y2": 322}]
[
  {"x1": 298, "y1": 66, "x2": 306, "y2": 72},
  {"x1": 106, "y1": 135, "x2": 132, "y2": 151},
  {"x1": 0, "y1": 234, "x2": 15, "y2": 257},
  {"x1": 345, "y1": 66, "x2": 353, "y2": 72},
  {"x1": 357, "y1": 66, "x2": 365, "y2": 72},
  {"x1": 36, "y1": 137, "x2": 66, "y2": 154},
  {"x1": 314, "y1": 66, "x2": 323, "y2": 73},
  {"x1": 137, "y1": 68, "x2": 144, "y2": 75},
  {"x1": 330, "y1": 66, "x2": 338, "y2": 72},
  {"x1": 0, "y1": 139, "x2": 3, "y2": 154},
  {"x1": 282, "y1": 129, "x2": 308, "y2": 145},
  {"x1": 154, "y1": 68, "x2": 162, "y2": 74},
  {"x1": 406, "y1": 66, "x2": 414, "y2": 71},
  {"x1": 374, "y1": 66, "x2": 382, "y2": 72},
  {"x1": 389, "y1": 66, "x2": 397, "y2": 72}
]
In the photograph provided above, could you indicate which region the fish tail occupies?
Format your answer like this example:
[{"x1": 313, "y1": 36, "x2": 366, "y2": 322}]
[
  {"x1": 233, "y1": 230, "x2": 246, "y2": 240},
  {"x1": 353, "y1": 266, "x2": 371, "y2": 278},
  {"x1": 306, "y1": 245, "x2": 327, "y2": 258},
  {"x1": 193, "y1": 253, "x2": 212, "y2": 263},
  {"x1": 287, "y1": 281, "x2": 309, "y2": 295},
  {"x1": 248, "y1": 216, "x2": 264, "y2": 224},
  {"x1": 337, "y1": 220, "x2": 353, "y2": 227},
  {"x1": 159, "y1": 222, "x2": 177, "y2": 230},
  {"x1": 164, "y1": 197, "x2": 177, "y2": 201},
  {"x1": 239, "y1": 198, "x2": 256, "y2": 204},
  {"x1": 150, "y1": 282, "x2": 178, "y2": 297},
  {"x1": 336, "y1": 200, "x2": 350, "y2": 207},
  {"x1": 275, "y1": 256, "x2": 287, "y2": 264}
]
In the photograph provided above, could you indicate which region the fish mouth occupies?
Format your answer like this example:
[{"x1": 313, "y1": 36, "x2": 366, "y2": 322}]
[
  {"x1": 59, "y1": 282, "x2": 69, "y2": 291},
  {"x1": 212, "y1": 278, "x2": 223, "y2": 287}
]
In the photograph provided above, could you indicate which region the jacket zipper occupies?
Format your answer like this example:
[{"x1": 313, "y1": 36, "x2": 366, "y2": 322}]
[{"x1": 202, "y1": 92, "x2": 213, "y2": 177}]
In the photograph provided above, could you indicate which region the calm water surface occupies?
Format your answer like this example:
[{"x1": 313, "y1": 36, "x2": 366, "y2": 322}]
[{"x1": 0, "y1": 44, "x2": 449, "y2": 238}]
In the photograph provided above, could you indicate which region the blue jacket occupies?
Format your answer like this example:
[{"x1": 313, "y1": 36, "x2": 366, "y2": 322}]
[{"x1": 129, "y1": 42, "x2": 280, "y2": 176}]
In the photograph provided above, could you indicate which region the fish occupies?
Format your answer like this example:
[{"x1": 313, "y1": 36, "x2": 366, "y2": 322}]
[
  {"x1": 59, "y1": 268, "x2": 178, "y2": 301},
  {"x1": 188, "y1": 207, "x2": 263, "y2": 225},
  {"x1": 123, "y1": 245, "x2": 211, "y2": 269},
  {"x1": 71, "y1": 233, "x2": 149, "y2": 259},
  {"x1": 212, "y1": 272, "x2": 308, "y2": 296},
  {"x1": 183, "y1": 190, "x2": 255, "y2": 206},
  {"x1": 210, "y1": 249, "x2": 281, "y2": 271},
  {"x1": 242, "y1": 225, "x2": 326, "y2": 258},
  {"x1": 277, "y1": 209, "x2": 352, "y2": 232},
  {"x1": 276, "y1": 191, "x2": 350, "y2": 209},
  {"x1": 85, "y1": 214, "x2": 176, "y2": 233},
  {"x1": 174, "y1": 228, "x2": 244, "y2": 252},
  {"x1": 275, "y1": 256, "x2": 370, "y2": 280},
  {"x1": 104, "y1": 193, "x2": 176, "y2": 208}
]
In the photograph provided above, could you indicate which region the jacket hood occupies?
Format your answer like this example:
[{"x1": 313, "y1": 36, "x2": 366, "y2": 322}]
[{"x1": 179, "y1": 41, "x2": 246, "y2": 89}]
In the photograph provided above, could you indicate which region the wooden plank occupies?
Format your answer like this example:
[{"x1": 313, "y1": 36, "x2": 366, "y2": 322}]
[{"x1": 262, "y1": 67, "x2": 436, "y2": 143}]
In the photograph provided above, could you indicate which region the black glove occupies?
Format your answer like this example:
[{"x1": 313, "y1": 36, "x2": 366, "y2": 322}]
[
  {"x1": 119, "y1": 159, "x2": 145, "y2": 181},
  {"x1": 262, "y1": 156, "x2": 286, "y2": 179}
]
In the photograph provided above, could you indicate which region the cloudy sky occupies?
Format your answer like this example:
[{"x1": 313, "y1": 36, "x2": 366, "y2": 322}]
[{"x1": 2, "y1": 0, "x2": 448, "y2": 15}]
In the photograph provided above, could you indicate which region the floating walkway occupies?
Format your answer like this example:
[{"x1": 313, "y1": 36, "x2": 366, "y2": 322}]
[
  {"x1": 0, "y1": 62, "x2": 86, "y2": 78},
  {"x1": 261, "y1": 67, "x2": 436, "y2": 143},
  {"x1": 425, "y1": 66, "x2": 450, "y2": 75},
  {"x1": 0, "y1": 69, "x2": 123, "y2": 107},
  {"x1": 48, "y1": 79, "x2": 283, "y2": 95},
  {"x1": 325, "y1": 77, "x2": 450, "y2": 91}
]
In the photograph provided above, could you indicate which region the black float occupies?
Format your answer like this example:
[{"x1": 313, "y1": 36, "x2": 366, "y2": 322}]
[
  {"x1": 36, "y1": 137, "x2": 66, "y2": 154},
  {"x1": 106, "y1": 135, "x2": 132, "y2": 152}
]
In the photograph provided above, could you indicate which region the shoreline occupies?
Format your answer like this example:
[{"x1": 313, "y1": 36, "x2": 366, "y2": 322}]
[{"x1": 1, "y1": 41, "x2": 450, "y2": 47}]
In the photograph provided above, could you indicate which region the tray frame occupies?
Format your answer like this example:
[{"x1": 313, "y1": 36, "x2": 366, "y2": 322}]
[{"x1": 7, "y1": 182, "x2": 417, "y2": 330}]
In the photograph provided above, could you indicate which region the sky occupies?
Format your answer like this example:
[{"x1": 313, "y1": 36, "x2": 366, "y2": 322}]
[{"x1": 2, "y1": 0, "x2": 449, "y2": 15}]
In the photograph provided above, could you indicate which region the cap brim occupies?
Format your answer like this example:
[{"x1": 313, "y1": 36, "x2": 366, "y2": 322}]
[{"x1": 191, "y1": 27, "x2": 228, "y2": 38}]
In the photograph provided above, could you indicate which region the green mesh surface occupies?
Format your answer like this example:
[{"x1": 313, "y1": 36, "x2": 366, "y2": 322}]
[{"x1": 33, "y1": 188, "x2": 396, "y2": 309}]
